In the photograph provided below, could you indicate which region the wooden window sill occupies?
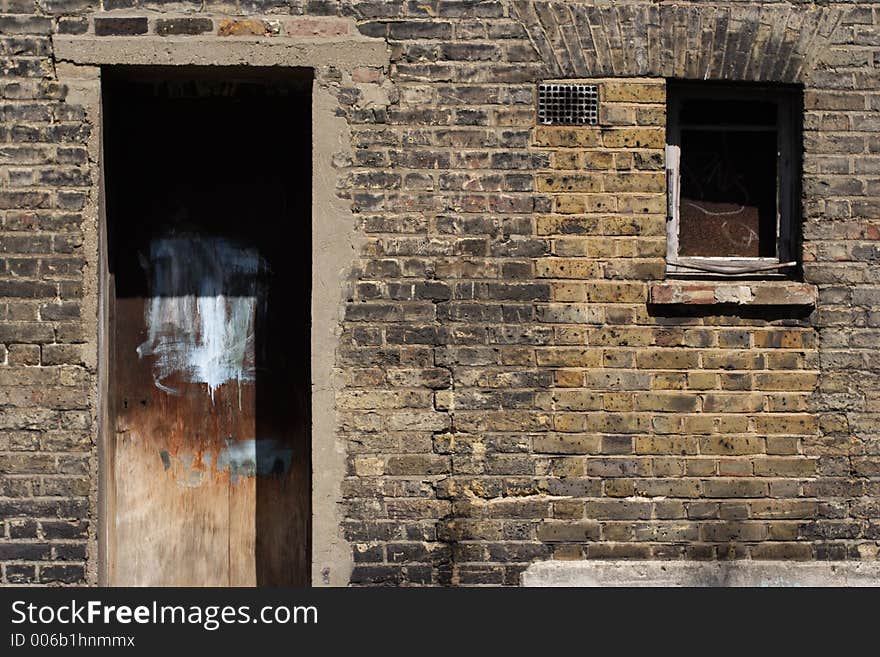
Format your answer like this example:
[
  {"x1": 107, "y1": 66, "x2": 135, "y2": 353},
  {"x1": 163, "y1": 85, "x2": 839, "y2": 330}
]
[{"x1": 648, "y1": 280, "x2": 817, "y2": 307}]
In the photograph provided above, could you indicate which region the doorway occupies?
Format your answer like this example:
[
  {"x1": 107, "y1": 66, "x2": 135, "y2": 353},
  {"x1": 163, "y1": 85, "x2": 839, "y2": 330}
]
[{"x1": 102, "y1": 67, "x2": 312, "y2": 586}]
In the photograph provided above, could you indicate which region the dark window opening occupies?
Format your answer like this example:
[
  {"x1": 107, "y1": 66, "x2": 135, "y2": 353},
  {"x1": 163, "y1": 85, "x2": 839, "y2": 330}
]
[{"x1": 666, "y1": 81, "x2": 802, "y2": 276}]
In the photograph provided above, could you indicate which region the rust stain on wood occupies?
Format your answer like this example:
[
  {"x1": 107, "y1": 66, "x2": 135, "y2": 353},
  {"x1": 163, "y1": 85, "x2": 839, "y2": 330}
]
[{"x1": 112, "y1": 235, "x2": 308, "y2": 586}]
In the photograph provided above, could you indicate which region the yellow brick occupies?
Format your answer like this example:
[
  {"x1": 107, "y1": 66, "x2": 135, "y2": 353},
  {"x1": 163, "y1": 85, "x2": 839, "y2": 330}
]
[
  {"x1": 534, "y1": 433, "x2": 600, "y2": 454},
  {"x1": 536, "y1": 258, "x2": 601, "y2": 279},
  {"x1": 603, "y1": 393, "x2": 633, "y2": 411},
  {"x1": 554, "y1": 390, "x2": 603, "y2": 411},
  {"x1": 700, "y1": 436, "x2": 765, "y2": 455},
  {"x1": 553, "y1": 195, "x2": 587, "y2": 214},
  {"x1": 554, "y1": 413, "x2": 589, "y2": 432},
  {"x1": 548, "y1": 457, "x2": 586, "y2": 477},
  {"x1": 636, "y1": 349, "x2": 700, "y2": 369},
  {"x1": 602, "y1": 350, "x2": 636, "y2": 368},
  {"x1": 701, "y1": 351, "x2": 765, "y2": 370},
  {"x1": 754, "y1": 372, "x2": 819, "y2": 392},
  {"x1": 555, "y1": 369, "x2": 585, "y2": 387},
  {"x1": 754, "y1": 457, "x2": 817, "y2": 477},
  {"x1": 603, "y1": 480, "x2": 636, "y2": 498},
  {"x1": 551, "y1": 282, "x2": 587, "y2": 302},
  {"x1": 602, "y1": 215, "x2": 665, "y2": 236},
  {"x1": 533, "y1": 126, "x2": 601, "y2": 148},
  {"x1": 582, "y1": 151, "x2": 615, "y2": 169},
  {"x1": 552, "y1": 545, "x2": 585, "y2": 560},
  {"x1": 601, "y1": 127, "x2": 665, "y2": 149},
  {"x1": 551, "y1": 238, "x2": 590, "y2": 257},
  {"x1": 554, "y1": 236, "x2": 624, "y2": 258},
  {"x1": 651, "y1": 372, "x2": 687, "y2": 390},
  {"x1": 353, "y1": 456, "x2": 384, "y2": 476},
  {"x1": 604, "y1": 171, "x2": 665, "y2": 192},
  {"x1": 537, "y1": 173, "x2": 603, "y2": 193},
  {"x1": 653, "y1": 457, "x2": 686, "y2": 476},
  {"x1": 633, "y1": 392, "x2": 699, "y2": 412},
  {"x1": 633, "y1": 237, "x2": 667, "y2": 257},
  {"x1": 715, "y1": 416, "x2": 749, "y2": 433},
  {"x1": 553, "y1": 499, "x2": 586, "y2": 519},
  {"x1": 537, "y1": 348, "x2": 603, "y2": 368},
  {"x1": 717, "y1": 459, "x2": 753, "y2": 476},
  {"x1": 634, "y1": 435, "x2": 698, "y2": 455},
  {"x1": 636, "y1": 105, "x2": 666, "y2": 124},
  {"x1": 583, "y1": 194, "x2": 618, "y2": 212},
  {"x1": 586, "y1": 412, "x2": 652, "y2": 433},
  {"x1": 687, "y1": 372, "x2": 718, "y2": 390},
  {"x1": 501, "y1": 347, "x2": 534, "y2": 366},
  {"x1": 755, "y1": 414, "x2": 818, "y2": 435},
  {"x1": 555, "y1": 326, "x2": 589, "y2": 344},
  {"x1": 651, "y1": 415, "x2": 683, "y2": 434},
  {"x1": 702, "y1": 393, "x2": 765, "y2": 413},
  {"x1": 599, "y1": 104, "x2": 637, "y2": 125},
  {"x1": 682, "y1": 415, "x2": 715, "y2": 434},
  {"x1": 589, "y1": 326, "x2": 654, "y2": 347},
  {"x1": 754, "y1": 329, "x2": 815, "y2": 349},
  {"x1": 552, "y1": 151, "x2": 583, "y2": 169},
  {"x1": 602, "y1": 80, "x2": 666, "y2": 103},
  {"x1": 536, "y1": 215, "x2": 600, "y2": 235},
  {"x1": 617, "y1": 194, "x2": 666, "y2": 214},
  {"x1": 585, "y1": 281, "x2": 647, "y2": 303},
  {"x1": 765, "y1": 352, "x2": 804, "y2": 369},
  {"x1": 613, "y1": 152, "x2": 634, "y2": 169}
]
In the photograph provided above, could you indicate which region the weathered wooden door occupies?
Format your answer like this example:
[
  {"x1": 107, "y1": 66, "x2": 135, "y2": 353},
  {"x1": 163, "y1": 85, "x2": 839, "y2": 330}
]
[{"x1": 103, "y1": 70, "x2": 311, "y2": 586}]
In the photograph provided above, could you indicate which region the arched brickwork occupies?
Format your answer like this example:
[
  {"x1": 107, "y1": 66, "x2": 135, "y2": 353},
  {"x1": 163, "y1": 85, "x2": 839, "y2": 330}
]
[{"x1": 511, "y1": 1, "x2": 841, "y2": 83}]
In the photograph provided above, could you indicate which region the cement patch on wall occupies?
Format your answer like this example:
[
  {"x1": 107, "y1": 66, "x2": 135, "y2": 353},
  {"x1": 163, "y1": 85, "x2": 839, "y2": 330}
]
[{"x1": 522, "y1": 560, "x2": 880, "y2": 587}]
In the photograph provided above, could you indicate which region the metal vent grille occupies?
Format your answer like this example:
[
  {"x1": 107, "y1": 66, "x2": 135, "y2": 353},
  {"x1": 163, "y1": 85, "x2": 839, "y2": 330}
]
[{"x1": 538, "y1": 83, "x2": 599, "y2": 126}]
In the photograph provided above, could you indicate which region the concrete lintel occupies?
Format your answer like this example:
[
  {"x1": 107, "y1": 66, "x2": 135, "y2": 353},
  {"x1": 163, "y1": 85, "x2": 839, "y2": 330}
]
[
  {"x1": 522, "y1": 560, "x2": 880, "y2": 587},
  {"x1": 53, "y1": 35, "x2": 388, "y2": 69}
]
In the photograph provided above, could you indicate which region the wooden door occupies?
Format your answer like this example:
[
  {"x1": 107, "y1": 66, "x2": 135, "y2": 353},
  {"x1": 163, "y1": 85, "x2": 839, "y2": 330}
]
[{"x1": 103, "y1": 71, "x2": 311, "y2": 586}]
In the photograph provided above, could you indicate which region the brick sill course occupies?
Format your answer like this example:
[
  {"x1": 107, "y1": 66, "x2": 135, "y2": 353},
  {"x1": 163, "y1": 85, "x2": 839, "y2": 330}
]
[{"x1": 648, "y1": 280, "x2": 817, "y2": 307}]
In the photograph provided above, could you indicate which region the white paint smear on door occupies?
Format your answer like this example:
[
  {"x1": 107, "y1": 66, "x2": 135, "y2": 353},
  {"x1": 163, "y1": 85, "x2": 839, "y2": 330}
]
[{"x1": 136, "y1": 236, "x2": 262, "y2": 400}]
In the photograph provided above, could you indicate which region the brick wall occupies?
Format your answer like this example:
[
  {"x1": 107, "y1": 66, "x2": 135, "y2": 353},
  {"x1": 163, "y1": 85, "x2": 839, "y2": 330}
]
[{"x1": 0, "y1": 1, "x2": 878, "y2": 586}]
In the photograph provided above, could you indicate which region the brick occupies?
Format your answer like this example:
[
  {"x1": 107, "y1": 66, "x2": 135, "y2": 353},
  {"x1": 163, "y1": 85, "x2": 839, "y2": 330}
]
[
  {"x1": 537, "y1": 521, "x2": 600, "y2": 542},
  {"x1": 532, "y1": 434, "x2": 599, "y2": 455},
  {"x1": 93, "y1": 17, "x2": 147, "y2": 36},
  {"x1": 155, "y1": 18, "x2": 213, "y2": 37},
  {"x1": 217, "y1": 19, "x2": 271, "y2": 37},
  {"x1": 601, "y1": 81, "x2": 665, "y2": 103},
  {"x1": 536, "y1": 173, "x2": 602, "y2": 193},
  {"x1": 702, "y1": 479, "x2": 767, "y2": 498},
  {"x1": 601, "y1": 128, "x2": 665, "y2": 149},
  {"x1": 285, "y1": 18, "x2": 350, "y2": 37},
  {"x1": 532, "y1": 127, "x2": 600, "y2": 148}
]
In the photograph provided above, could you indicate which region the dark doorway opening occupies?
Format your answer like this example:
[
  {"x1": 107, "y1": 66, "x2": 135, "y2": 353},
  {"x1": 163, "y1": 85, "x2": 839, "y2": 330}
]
[{"x1": 103, "y1": 66, "x2": 312, "y2": 586}]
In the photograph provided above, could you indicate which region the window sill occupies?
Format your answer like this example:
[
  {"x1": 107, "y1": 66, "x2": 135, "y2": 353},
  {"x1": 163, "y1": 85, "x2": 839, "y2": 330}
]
[{"x1": 648, "y1": 280, "x2": 817, "y2": 307}]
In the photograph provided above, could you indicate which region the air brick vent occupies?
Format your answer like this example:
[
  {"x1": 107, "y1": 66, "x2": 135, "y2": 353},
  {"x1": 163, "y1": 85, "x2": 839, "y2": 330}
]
[{"x1": 537, "y1": 83, "x2": 599, "y2": 126}]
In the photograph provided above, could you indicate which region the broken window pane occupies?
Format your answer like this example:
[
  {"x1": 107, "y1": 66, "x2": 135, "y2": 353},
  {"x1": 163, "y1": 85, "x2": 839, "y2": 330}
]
[
  {"x1": 666, "y1": 83, "x2": 802, "y2": 274},
  {"x1": 678, "y1": 127, "x2": 778, "y2": 258}
]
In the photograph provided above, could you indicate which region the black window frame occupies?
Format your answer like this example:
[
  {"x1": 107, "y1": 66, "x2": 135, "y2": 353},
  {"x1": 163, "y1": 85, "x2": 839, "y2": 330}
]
[{"x1": 665, "y1": 81, "x2": 803, "y2": 277}]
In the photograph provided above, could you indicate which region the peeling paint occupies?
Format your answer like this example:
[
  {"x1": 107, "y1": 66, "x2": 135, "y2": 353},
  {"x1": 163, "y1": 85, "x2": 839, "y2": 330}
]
[
  {"x1": 136, "y1": 236, "x2": 263, "y2": 400},
  {"x1": 158, "y1": 439, "x2": 294, "y2": 487},
  {"x1": 216, "y1": 439, "x2": 294, "y2": 483}
]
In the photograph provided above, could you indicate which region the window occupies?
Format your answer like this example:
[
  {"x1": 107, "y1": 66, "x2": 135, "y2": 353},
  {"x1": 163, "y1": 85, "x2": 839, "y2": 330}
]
[{"x1": 665, "y1": 82, "x2": 802, "y2": 276}]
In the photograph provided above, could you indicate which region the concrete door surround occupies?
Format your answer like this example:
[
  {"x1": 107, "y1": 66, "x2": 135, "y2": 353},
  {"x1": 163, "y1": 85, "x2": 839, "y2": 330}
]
[{"x1": 53, "y1": 28, "x2": 389, "y2": 587}]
